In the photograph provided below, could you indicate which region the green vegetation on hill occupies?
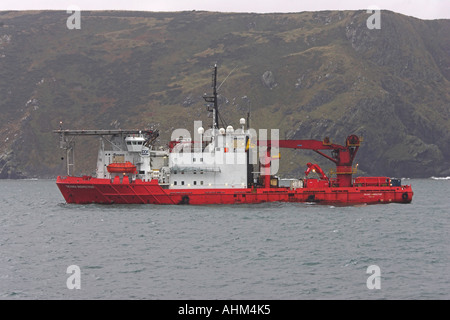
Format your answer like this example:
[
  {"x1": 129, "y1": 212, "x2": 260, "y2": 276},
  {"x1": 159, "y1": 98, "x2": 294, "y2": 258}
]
[{"x1": 0, "y1": 10, "x2": 449, "y2": 178}]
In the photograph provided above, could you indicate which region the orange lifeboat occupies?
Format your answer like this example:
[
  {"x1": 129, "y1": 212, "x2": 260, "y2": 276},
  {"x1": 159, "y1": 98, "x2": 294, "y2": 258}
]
[{"x1": 107, "y1": 162, "x2": 137, "y2": 174}]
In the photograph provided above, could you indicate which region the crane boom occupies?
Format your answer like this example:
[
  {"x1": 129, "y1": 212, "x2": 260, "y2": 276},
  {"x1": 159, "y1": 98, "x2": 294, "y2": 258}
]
[{"x1": 259, "y1": 135, "x2": 361, "y2": 187}]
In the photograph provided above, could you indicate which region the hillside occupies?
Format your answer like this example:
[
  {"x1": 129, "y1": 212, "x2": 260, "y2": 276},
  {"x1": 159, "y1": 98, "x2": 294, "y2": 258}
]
[{"x1": 0, "y1": 10, "x2": 449, "y2": 178}]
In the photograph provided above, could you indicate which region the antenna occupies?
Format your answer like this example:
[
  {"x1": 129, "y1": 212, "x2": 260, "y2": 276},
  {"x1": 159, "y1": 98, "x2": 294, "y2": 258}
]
[
  {"x1": 217, "y1": 65, "x2": 237, "y2": 92},
  {"x1": 203, "y1": 63, "x2": 219, "y2": 129},
  {"x1": 213, "y1": 64, "x2": 218, "y2": 129}
]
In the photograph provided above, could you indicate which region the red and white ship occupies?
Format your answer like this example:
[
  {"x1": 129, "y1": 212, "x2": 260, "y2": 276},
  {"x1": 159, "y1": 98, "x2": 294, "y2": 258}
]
[{"x1": 55, "y1": 65, "x2": 413, "y2": 205}]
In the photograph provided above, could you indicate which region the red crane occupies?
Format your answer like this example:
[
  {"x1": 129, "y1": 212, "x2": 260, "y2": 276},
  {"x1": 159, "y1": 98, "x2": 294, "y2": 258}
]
[
  {"x1": 259, "y1": 135, "x2": 361, "y2": 188},
  {"x1": 304, "y1": 162, "x2": 328, "y2": 180}
]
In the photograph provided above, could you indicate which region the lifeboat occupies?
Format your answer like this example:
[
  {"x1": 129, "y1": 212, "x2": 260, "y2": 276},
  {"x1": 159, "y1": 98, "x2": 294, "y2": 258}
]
[{"x1": 107, "y1": 162, "x2": 137, "y2": 174}]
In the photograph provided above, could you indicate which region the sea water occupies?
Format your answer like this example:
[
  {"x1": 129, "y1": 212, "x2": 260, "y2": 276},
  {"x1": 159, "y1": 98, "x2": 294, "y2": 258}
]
[{"x1": 0, "y1": 178, "x2": 448, "y2": 299}]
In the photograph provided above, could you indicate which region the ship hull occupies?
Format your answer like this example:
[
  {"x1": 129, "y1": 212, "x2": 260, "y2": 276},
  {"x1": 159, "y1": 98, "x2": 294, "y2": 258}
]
[{"x1": 56, "y1": 176, "x2": 413, "y2": 205}]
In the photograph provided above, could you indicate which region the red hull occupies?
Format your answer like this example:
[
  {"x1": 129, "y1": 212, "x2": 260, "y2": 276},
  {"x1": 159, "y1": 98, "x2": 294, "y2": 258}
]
[{"x1": 56, "y1": 176, "x2": 413, "y2": 205}]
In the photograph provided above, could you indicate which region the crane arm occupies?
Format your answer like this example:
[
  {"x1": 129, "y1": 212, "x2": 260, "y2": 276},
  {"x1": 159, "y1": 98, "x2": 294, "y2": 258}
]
[
  {"x1": 257, "y1": 135, "x2": 361, "y2": 187},
  {"x1": 277, "y1": 139, "x2": 345, "y2": 151},
  {"x1": 305, "y1": 163, "x2": 328, "y2": 180}
]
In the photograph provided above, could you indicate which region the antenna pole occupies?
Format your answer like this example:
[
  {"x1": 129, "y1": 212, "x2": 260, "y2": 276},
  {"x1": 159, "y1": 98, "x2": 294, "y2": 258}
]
[
  {"x1": 213, "y1": 63, "x2": 218, "y2": 129},
  {"x1": 203, "y1": 64, "x2": 219, "y2": 130}
]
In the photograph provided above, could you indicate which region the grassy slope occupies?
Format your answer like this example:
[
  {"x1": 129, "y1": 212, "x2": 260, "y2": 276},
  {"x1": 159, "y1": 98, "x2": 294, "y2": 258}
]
[{"x1": 0, "y1": 10, "x2": 448, "y2": 178}]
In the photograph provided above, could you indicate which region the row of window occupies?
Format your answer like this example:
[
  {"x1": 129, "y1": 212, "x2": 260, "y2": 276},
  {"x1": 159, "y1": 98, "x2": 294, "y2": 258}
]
[
  {"x1": 172, "y1": 157, "x2": 204, "y2": 162},
  {"x1": 173, "y1": 181, "x2": 204, "y2": 186},
  {"x1": 173, "y1": 170, "x2": 204, "y2": 174}
]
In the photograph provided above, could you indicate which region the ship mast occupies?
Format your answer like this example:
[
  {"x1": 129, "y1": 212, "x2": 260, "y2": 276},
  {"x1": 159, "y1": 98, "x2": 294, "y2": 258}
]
[
  {"x1": 212, "y1": 64, "x2": 218, "y2": 130},
  {"x1": 203, "y1": 63, "x2": 219, "y2": 130}
]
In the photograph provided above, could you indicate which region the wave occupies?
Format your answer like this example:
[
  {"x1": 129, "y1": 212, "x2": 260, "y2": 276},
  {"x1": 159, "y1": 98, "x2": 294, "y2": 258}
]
[{"x1": 430, "y1": 176, "x2": 450, "y2": 180}]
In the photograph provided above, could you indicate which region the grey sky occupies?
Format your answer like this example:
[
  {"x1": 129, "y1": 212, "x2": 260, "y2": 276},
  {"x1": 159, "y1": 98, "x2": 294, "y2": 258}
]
[{"x1": 0, "y1": 0, "x2": 448, "y2": 20}]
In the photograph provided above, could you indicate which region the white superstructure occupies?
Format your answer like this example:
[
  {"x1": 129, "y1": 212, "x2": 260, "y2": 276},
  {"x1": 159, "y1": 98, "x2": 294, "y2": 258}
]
[
  {"x1": 95, "y1": 131, "x2": 168, "y2": 182},
  {"x1": 168, "y1": 124, "x2": 251, "y2": 189},
  {"x1": 61, "y1": 65, "x2": 257, "y2": 189}
]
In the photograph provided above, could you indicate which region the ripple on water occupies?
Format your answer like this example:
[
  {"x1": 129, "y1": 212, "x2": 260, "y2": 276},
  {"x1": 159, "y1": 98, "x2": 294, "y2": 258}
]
[{"x1": 0, "y1": 179, "x2": 448, "y2": 299}]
